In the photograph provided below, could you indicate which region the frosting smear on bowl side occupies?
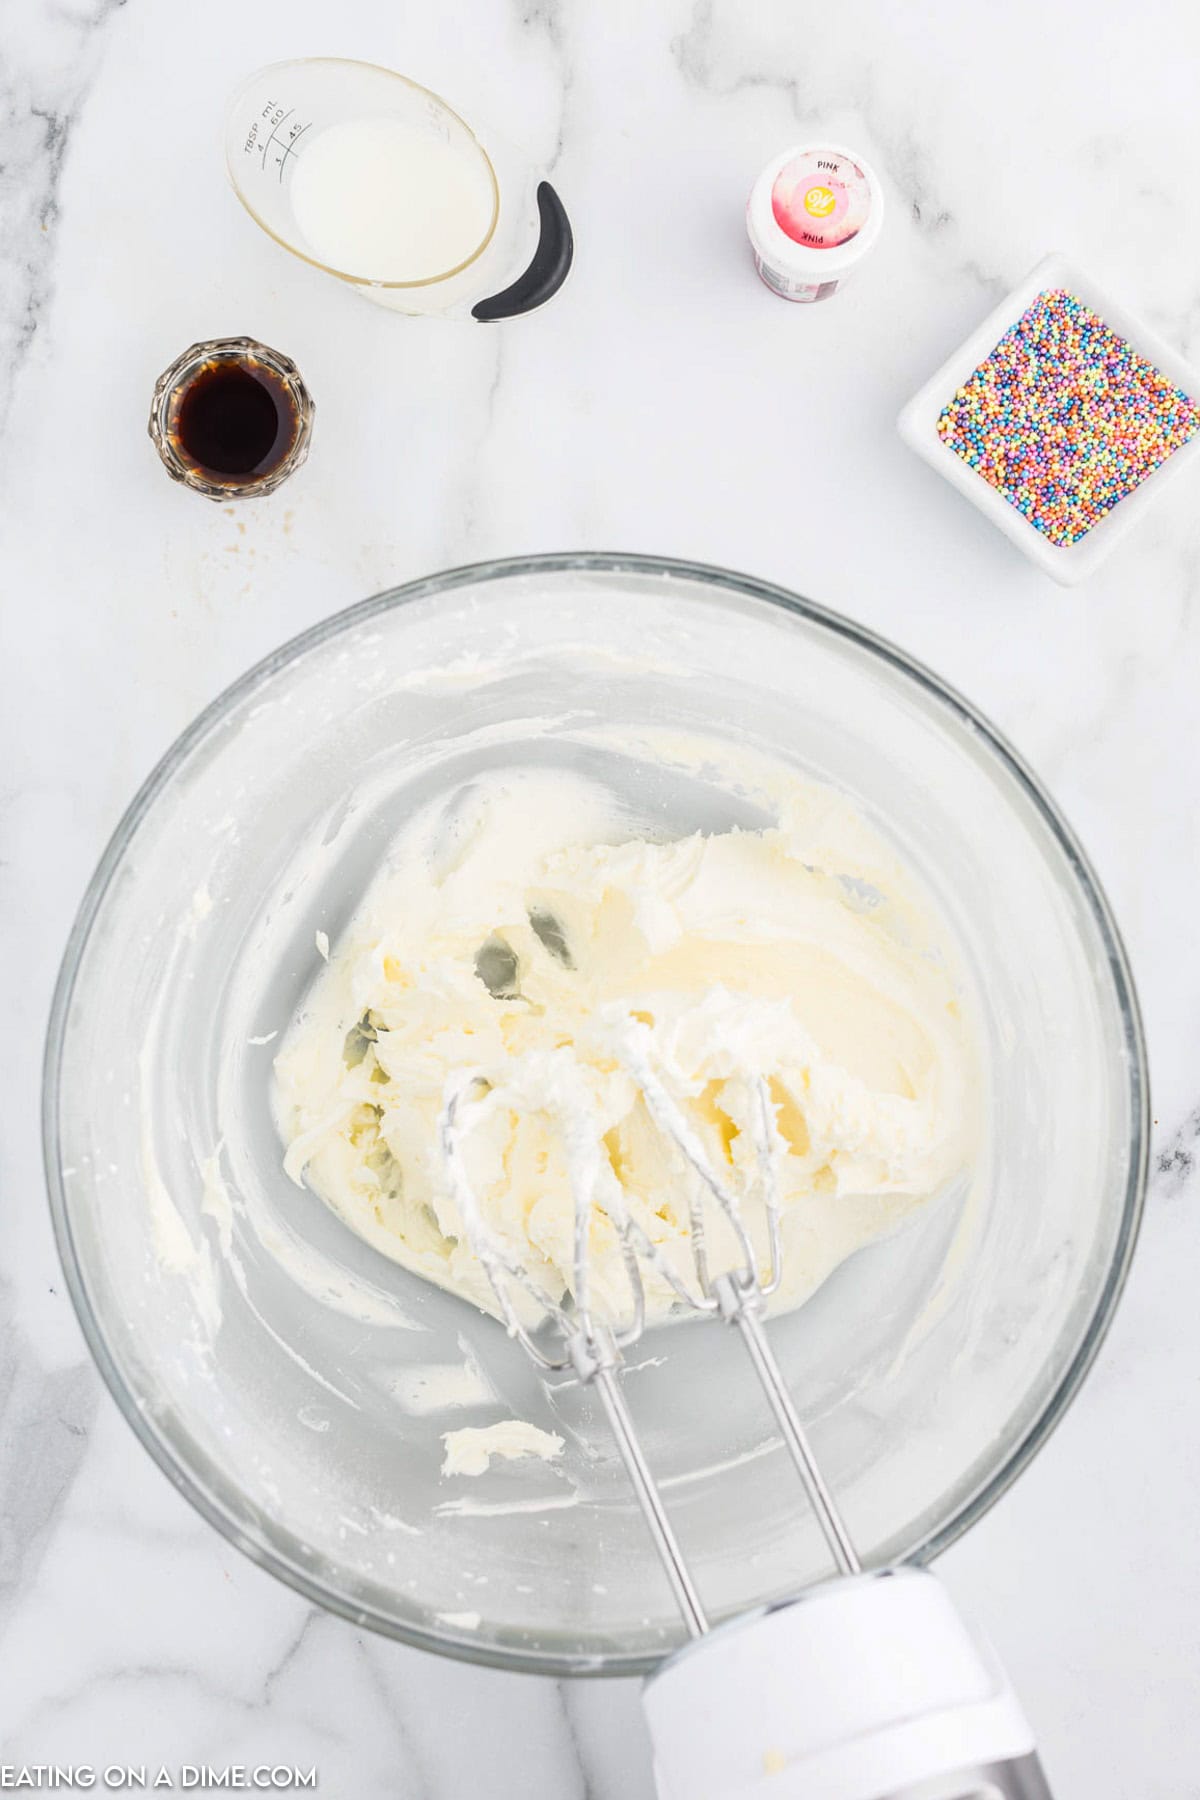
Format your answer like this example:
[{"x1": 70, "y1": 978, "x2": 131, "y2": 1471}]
[{"x1": 274, "y1": 764, "x2": 975, "y2": 1327}]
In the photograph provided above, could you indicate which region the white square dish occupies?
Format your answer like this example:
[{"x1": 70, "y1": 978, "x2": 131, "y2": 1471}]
[{"x1": 898, "y1": 252, "x2": 1200, "y2": 585}]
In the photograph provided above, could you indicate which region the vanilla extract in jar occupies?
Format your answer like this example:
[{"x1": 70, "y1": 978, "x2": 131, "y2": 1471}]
[{"x1": 149, "y1": 337, "x2": 314, "y2": 499}]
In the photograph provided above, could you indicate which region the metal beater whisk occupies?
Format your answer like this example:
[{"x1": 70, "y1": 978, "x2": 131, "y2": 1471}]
[
  {"x1": 438, "y1": 1022, "x2": 1050, "y2": 1792},
  {"x1": 438, "y1": 1021, "x2": 860, "y2": 1637},
  {"x1": 439, "y1": 1023, "x2": 1054, "y2": 1799}
]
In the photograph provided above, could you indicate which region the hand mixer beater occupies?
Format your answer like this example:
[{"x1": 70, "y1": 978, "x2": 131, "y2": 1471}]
[{"x1": 441, "y1": 1024, "x2": 1054, "y2": 1800}]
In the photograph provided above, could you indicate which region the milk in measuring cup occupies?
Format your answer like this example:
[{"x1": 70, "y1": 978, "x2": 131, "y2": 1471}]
[{"x1": 290, "y1": 118, "x2": 497, "y2": 283}]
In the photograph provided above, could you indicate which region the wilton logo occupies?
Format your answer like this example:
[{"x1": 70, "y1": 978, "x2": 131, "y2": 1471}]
[
  {"x1": 802, "y1": 185, "x2": 836, "y2": 219},
  {"x1": 0, "y1": 1773, "x2": 317, "y2": 1792}
]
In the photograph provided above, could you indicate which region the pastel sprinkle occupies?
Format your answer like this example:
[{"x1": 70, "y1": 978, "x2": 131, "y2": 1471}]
[{"x1": 936, "y1": 289, "x2": 1200, "y2": 547}]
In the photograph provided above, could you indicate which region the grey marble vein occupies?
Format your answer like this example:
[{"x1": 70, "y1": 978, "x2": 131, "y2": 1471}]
[
  {"x1": 0, "y1": 1306, "x2": 97, "y2": 1638},
  {"x1": 1154, "y1": 1104, "x2": 1200, "y2": 1197},
  {"x1": 548, "y1": 1681, "x2": 592, "y2": 1800},
  {"x1": 349, "y1": 1632, "x2": 442, "y2": 1799},
  {"x1": 6, "y1": 1655, "x2": 348, "y2": 1761},
  {"x1": 557, "y1": 1678, "x2": 657, "y2": 1800},
  {"x1": 0, "y1": 0, "x2": 128, "y2": 444},
  {"x1": 671, "y1": 0, "x2": 807, "y2": 120},
  {"x1": 257, "y1": 1603, "x2": 324, "y2": 1699},
  {"x1": 513, "y1": 0, "x2": 573, "y2": 172},
  {"x1": 4, "y1": 1591, "x2": 360, "y2": 1760}
]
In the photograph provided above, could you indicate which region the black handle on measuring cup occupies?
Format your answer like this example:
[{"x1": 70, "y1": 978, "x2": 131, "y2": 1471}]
[{"x1": 471, "y1": 182, "x2": 573, "y2": 322}]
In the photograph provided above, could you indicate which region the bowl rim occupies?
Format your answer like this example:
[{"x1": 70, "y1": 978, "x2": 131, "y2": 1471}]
[{"x1": 42, "y1": 551, "x2": 1149, "y2": 1677}]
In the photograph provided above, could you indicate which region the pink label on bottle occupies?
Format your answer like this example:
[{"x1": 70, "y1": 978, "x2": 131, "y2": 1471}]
[{"x1": 771, "y1": 150, "x2": 871, "y2": 250}]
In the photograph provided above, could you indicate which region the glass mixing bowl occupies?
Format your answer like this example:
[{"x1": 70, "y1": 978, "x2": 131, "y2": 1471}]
[{"x1": 44, "y1": 555, "x2": 1147, "y2": 1675}]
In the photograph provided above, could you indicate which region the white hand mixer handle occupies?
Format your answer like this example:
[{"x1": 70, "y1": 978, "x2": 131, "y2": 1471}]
[
  {"x1": 440, "y1": 1074, "x2": 1054, "y2": 1800},
  {"x1": 643, "y1": 1568, "x2": 1053, "y2": 1800}
]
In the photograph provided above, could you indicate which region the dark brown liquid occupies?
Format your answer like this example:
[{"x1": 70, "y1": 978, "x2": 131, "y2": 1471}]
[{"x1": 172, "y1": 359, "x2": 298, "y2": 484}]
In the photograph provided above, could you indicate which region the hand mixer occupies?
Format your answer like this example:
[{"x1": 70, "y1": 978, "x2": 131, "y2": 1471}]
[{"x1": 441, "y1": 1025, "x2": 1054, "y2": 1800}]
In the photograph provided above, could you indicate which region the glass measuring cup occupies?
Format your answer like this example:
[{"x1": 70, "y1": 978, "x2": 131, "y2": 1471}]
[{"x1": 225, "y1": 59, "x2": 573, "y2": 321}]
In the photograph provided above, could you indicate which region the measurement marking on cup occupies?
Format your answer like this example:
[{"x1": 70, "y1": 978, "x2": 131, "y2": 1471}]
[
  {"x1": 273, "y1": 120, "x2": 311, "y2": 179},
  {"x1": 259, "y1": 107, "x2": 296, "y2": 169}
]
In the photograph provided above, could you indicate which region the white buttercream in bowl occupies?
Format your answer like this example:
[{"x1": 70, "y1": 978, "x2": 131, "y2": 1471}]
[
  {"x1": 441, "y1": 1421, "x2": 566, "y2": 1478},
  {"x1": 273, "y1": 761, "x2": 976, "y2": 1329}
]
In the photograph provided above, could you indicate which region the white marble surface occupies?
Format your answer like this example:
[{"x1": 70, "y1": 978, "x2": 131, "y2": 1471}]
[{"x1": 2, "y1": 0, "x2": 1199, "y2": 1793}]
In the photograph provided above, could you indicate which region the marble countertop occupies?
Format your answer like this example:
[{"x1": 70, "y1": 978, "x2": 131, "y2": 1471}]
[{"x1": 2, "y1": 0, "x2": 1198, "y2": 1793}]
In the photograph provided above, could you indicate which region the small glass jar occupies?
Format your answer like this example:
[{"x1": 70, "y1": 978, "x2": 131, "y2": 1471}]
[
  {"x1": 747, "y1": 142, "x2": 884, "y2": 304},
  {"x1": 148, "y1": 336, "x2": 314, "y2": 500}
]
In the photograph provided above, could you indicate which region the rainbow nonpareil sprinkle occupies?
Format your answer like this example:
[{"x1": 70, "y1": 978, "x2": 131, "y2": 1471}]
[{"x1": 936, "y1": 289, "x2": 1200, "y2": 547}]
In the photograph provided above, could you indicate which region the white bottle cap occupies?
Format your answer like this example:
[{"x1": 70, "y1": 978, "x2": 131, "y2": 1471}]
[{"x1": 747, "y1": 141, "x2": 884, "y2": 302}]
